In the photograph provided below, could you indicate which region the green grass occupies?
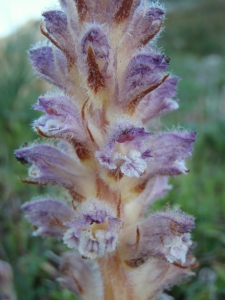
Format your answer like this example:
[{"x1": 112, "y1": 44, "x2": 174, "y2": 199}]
[{"x1": 1, "y1": 0, "x2": 225, "y2": 298}]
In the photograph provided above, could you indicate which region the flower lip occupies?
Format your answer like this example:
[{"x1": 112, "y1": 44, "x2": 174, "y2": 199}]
[
  {"x1": 63, "y1": 199, "x2": 120, "y2": 259},
  {"x1": 116, "y1": 127, "x2": 149, "y2": 143},
  {"x1": 96, "y1": 125, "x2": 152, "y2": 177}
]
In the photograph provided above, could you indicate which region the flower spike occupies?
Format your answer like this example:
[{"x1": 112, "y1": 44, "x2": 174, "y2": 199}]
[{"x1": 15, "y1": 0, "x2": 197, "y2": 299}]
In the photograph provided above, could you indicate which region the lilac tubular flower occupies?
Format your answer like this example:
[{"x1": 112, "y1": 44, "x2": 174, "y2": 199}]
[
  {"x1": 130, "y1": 6, "x2": 165, "y2": 47},
  {"x1": 96, "y1": 125, "x2": 152, "y2": 177},
  {"x1": 14, "y1": 143, "x2": 85, "y2": 191},
  {"x1": 81, "y1": 28, "x2": 110, "y2": 59},
  {"x1": 136, "y1": 76, "x2": 180, "y2": 123},
  {"x1": 127, "y1": 258, "x2": 195, "y2": 300},
  {"x1": 33, "y1": 95, "x2": 88, "y2": 141},
  {"x1": 29, "y1": 46, "x2": 68, "y2": 88},
  {"x1": 42, "y1": 11, "x2": 69, "y2": 41},
  {"x1": 15, "y1": 0, "x2": 198, "y2": 299},
  {"x1": 121, "y1": 210, "x2": 195, "y2": 265},
  {"x1": 22, "y1": 198, "x2": 120, "y2": 259},
  {"x1": 63, "y1": 199, "x2": 120, "y2": 259},
  {"x1": 146, "y1": 131, "x2": 196, "y2": 176},
  {"x1": 120, "y1": 53, "x2": 170, "y2": 108},
  {"x1": 22, "y1": 199, "x2": 73, "y2": 237},
  {"x1": 59, "y1": 253, "x2": 104, "y2": 300}
]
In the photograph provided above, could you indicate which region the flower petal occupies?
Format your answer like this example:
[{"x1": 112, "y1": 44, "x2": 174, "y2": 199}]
[
  {"x1": 33, "y1": 95, "x2": 88, "y2": 141},
  {"x1": 129, "y1": 5, "x2": 165, "y2": 46},
  {"x1": 81, "y1": 27, "x2": 110, "y2": 59},
  {"x1": 136, "y1": 76, "x2": 179, "y2": 123},
  {"x1": 42, "y1": 10, "x2": 69, "y2": 41},
  {"x1": 22, "y1": 199, "x2": 74, "y2": 237},
  {"x1": 127, "y1": 258, "x2": 194, "y2": 300},
  {"x1": 59, "y1": 253, "x2": 104, "y2": 300},
  {"x1": 120, "y1": 53, "x2": 169, "y2": 106},
  {"x1": 119, "y1": 150, "x2": 147, "y2": 178},
  {"x1": 15, "y1": 144, "x2": 84, "y2": 189},
  {"x1": 29, "y1": 46, "x2": 67, "y2": 88},
  {"x1": 148, "y1": 131, "x2": 197, "y2": 176},
  {"x1": 63, "y1": 199, "x2": 120, "y2": 258},
  {"x1": 96, "y1": 124, "x2": 151, "y2": 176},
  {"x1": 122, "y1": 210, "x2": 194, "y2": 264}
]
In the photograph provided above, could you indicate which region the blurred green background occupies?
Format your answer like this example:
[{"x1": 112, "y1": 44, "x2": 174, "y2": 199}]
[{"x1": 0, "y1": 0, "x2": 225, "y2": 299}]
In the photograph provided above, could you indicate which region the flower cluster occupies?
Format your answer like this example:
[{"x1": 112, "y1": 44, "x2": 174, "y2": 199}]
[{"x1": 15, "y1": 0, "x2": 197, "y2": 299}]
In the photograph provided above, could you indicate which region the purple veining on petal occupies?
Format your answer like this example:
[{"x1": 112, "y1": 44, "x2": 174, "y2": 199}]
[
  {"x1": 164, "y1": 233, "x2": 192, "y2": 264},
  {"x1": 14, "y1": 144, "x2": 83, "y2": 188},
  {"x1": 141, "y1": 149, "x2": 152, "y2": 160},
  {"x1": 116, "y1": 127, "x2": 150, "y2": 144},
  {"x1": 120, "y1": 53, "x2": 169, "y2": 103},
  {"x1": 125, "y1": 53, "x2": 168, "y2": 85},
  {"x1": 22, "y1": 199, "x2": 74, "y2": 237},
  {"x1": 124, "y1": 211, "x2": 194, "y2": 264},
  {"x1": 153, "y1": 132, "x2": 197, "y2": 161},
  {"x1": 119, "y1": 150, "x2": 147, "y2": 178},
  {"x1": 43, "y1": 10, "x2": 68, "y2": 35},
  {"x1": 129, "y1": 5, "x2": 165, "y2": 46},
  {"x1": 33, "y1": 95, "x2": 87, "y2": 140},
  {"x1": 42, "y1": 10, "x2": 76, "y2": 59},
  {"x1": 110, "y1": 125, "x2": 151, "y2": 151},
  {"x1": 147, "y1": 131, "x2": 197, "y2": 176},
  {"x1": 95, "y1": 152, "x2": 117, "y2": 169},
  {"x1": 82, "y1": 28, "x2": 110, "y2": 59},
  {"x1": 137, "y1": 76, "x2": 179, "y2": 123},
  {"x1": 63, "y1": 199, "x2": 120, "y2": 258},
  {"x1": 96, "y1": 124, "x2": 152, "y2": 176},
  {"x1": 29, "y1": 47, "x2": 66, "y2": 88},
  {"x1": 145, "y1": 7, "x2": 165, "y2": 20}
]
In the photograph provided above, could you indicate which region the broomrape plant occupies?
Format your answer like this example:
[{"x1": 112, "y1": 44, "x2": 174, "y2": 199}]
[{"x1": 15, "y1": 0, "x2": 197, "y2": 299}]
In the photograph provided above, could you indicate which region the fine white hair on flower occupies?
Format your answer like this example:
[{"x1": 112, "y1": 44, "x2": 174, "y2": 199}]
[{"x1": 15, "y1": 0, "x2": 197, "y2": 299}]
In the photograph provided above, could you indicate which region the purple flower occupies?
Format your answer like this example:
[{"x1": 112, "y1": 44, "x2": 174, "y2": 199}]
[
  {"x1": 42, "y1": 11, "x2": 70, "y2": 45},
  {"x1": 121, "y1": 210, "x2": 195, "y2": 265},
  {"x1": 22, "y1": 198, "x2": 120, "y2": 259},
  {"x1": 22, "y1": 199, "x2": 73, "y2": 237},
  {"x1": 14, "y1": 143, "x2": 85, "y2": 189},
  {"x1": 96, "y1": 124, "x2": 152, "y2": 177},
  {"x1": 63, "y1": 199, "x2": 120, "y2": 258},
  {"x1": 33, "y1": 95, "x2": 88, "y2": 141},
  {"x1": 59, "y1": 253, "x2": 104, "y2": 299},
  {"x1": 120, "y1": 53, "x2": 170, "y2": 109},
  {"x1": 81, "y1": 27, "x2": 110, "y2": 59},
  {"x1": 29, "y1": 47, "x2": 67, "y2": 88},
  {"x1": 136, "y1": 76, "x2": 180, "y2": 123},
  {"x1": 129, "y1": 6, "x2": 165, "y2": 47}
]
